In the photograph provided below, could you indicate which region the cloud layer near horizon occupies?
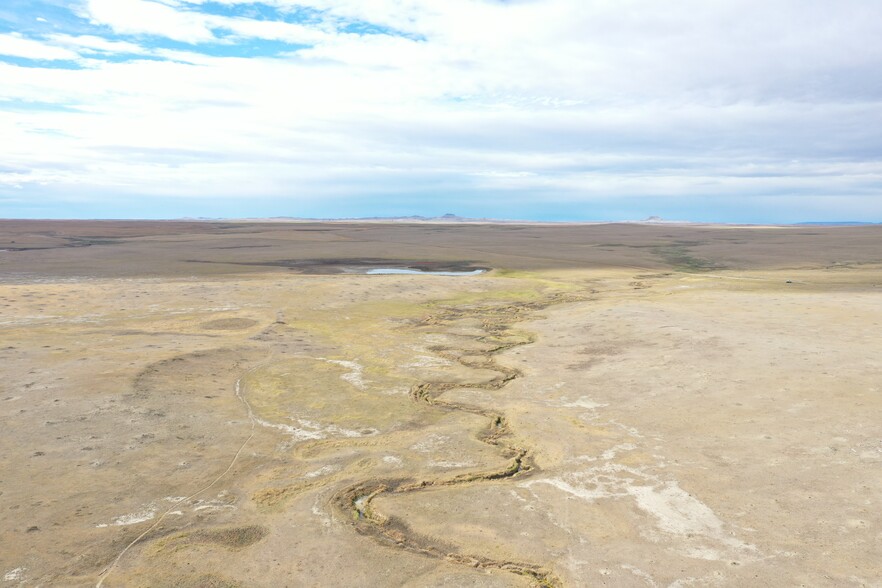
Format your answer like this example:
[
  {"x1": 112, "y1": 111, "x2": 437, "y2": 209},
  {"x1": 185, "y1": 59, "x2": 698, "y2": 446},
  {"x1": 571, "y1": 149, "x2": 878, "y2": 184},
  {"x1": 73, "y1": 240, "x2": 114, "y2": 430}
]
[{"x1": 2, "y1": 0, "x2": 881, "y2": 221}]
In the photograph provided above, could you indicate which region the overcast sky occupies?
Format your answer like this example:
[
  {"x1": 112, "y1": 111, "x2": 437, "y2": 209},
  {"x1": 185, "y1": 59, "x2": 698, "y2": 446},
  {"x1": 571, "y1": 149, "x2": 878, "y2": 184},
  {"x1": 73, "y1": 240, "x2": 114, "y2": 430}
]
[{"x1": 1, "y1": 0, "x2": 881, "y2": 222}]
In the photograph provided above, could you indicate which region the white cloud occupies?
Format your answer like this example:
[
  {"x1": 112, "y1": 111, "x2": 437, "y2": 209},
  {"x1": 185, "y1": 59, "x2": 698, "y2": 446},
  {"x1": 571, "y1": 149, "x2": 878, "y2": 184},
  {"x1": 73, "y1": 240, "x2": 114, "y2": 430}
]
[
  {"x1": 208, "y1": 17, "x2": 330, "y2": 45},
  {"x1": 84, "y1": 0, "x2": 216, "y2": 44},
  {"x1": 48, "y1": 34, "x2": 146, "y2": 55},
  {"x1": 0, "y1": 33, "x2": 80, "y2": 61},
  {"x1": 3, "y1": 0, "x2": 882, "y2": 220}
]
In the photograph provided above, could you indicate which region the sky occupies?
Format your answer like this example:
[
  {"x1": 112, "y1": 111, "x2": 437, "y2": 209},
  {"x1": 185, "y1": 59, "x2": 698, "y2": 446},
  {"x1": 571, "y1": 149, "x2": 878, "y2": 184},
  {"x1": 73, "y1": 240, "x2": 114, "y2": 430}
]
[{"x1": 1, "y1": 0, "x2": 881, "y2": 222}]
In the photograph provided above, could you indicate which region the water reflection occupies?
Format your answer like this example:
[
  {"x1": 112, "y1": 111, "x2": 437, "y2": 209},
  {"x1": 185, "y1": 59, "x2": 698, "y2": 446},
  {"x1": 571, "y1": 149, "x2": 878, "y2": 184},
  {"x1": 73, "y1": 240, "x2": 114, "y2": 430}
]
[{"x1": 364, "y1": 268, "x2": 486, "y2": 276}]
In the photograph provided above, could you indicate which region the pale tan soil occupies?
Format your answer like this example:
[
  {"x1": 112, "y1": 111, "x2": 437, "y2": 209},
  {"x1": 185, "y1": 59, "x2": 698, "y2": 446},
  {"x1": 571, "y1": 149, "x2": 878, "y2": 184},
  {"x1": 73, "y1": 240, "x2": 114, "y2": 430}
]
[{"x1": 1, "y1": 221, "x2": 880, "y2": 587}]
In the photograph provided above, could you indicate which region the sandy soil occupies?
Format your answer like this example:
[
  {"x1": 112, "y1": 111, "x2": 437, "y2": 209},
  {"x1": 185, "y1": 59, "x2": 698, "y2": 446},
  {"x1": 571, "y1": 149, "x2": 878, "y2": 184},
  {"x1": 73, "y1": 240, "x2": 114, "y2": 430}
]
[{"x1": 1, "y1": 221, "x2": 880, "y2": 587}]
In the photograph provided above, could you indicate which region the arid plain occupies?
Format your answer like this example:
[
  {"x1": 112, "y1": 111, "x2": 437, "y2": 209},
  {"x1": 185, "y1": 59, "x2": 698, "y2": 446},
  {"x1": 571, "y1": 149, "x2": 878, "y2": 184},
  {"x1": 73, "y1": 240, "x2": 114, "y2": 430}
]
[{"x1": 1, "y1": 220, "x2": 880, "y2": 587}]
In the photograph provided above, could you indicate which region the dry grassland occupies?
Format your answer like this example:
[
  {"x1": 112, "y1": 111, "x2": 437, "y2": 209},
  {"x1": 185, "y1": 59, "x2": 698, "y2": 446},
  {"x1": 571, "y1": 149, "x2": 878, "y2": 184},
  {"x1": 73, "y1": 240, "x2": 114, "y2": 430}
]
[{"x1": 1, "y1": 220, "x2": 880, "y2": 587}]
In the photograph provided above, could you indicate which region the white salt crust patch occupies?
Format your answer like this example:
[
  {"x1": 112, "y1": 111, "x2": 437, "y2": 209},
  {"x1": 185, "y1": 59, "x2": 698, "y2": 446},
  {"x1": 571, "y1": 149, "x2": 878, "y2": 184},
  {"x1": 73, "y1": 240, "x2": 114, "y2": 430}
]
[
  {"x1": 95, "y1": 506, "x2": 157, "y2": 528},
  {"x1": 4, "y1": 568, "x2": 26, "y2": 582},
  {"x1": 521, "y1": 445, "x2": 758, "y2": 562},
  {"x1": 321, "y1": 358, "x2": 367, "y2": 390}
]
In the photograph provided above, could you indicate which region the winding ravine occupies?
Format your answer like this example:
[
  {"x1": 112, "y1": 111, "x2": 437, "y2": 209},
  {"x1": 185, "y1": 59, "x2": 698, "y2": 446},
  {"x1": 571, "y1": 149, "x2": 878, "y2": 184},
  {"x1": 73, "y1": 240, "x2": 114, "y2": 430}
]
[
  {"x1": 93, "y1": 289, "x2": 585, "y2": 587},
  {"x1": 333, "y1": 291, "x2": 588, "y2": 588}
]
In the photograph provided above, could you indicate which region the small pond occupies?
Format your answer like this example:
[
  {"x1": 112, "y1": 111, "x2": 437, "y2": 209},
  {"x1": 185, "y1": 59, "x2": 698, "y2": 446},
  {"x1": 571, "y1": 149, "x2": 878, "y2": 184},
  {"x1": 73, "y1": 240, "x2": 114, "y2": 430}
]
[{"x1": 364, "y1": 268, "x2": 486, "y2": 276}]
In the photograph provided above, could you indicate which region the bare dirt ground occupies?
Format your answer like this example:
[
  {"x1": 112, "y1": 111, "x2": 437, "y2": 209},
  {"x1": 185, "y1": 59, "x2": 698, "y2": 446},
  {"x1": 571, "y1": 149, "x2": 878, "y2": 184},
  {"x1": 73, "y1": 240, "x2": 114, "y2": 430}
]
[{"x1": 1, "y1": 220, "x2": 880, "y2": 587}]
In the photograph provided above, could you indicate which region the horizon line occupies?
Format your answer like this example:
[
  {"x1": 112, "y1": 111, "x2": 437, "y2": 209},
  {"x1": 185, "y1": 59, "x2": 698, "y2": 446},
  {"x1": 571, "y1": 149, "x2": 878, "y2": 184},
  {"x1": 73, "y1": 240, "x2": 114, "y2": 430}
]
[{"x1": 1, "y1": 216, "x2": 879, "y2": 227}]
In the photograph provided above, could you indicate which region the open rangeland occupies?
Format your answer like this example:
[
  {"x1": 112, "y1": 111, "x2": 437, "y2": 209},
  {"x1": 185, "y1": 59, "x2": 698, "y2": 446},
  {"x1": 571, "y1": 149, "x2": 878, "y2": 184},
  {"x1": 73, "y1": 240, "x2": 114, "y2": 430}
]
[{"x1": 1, "y1": 220, "x2": 880, "y2": 587}]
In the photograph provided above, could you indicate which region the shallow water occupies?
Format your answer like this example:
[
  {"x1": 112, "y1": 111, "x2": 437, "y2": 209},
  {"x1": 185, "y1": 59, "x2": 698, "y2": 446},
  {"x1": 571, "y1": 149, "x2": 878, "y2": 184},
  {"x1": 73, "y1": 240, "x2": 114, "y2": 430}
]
[{"x1": 365, "y1": 268, "x2": 486, "y2": 276}]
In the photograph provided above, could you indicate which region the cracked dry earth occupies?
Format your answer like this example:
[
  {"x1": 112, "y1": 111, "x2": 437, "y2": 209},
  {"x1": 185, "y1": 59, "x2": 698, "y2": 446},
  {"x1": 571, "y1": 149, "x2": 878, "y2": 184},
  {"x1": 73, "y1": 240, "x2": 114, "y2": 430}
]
[{"x1": 2, "y1": 230, "x2": 882, "y2": 587}]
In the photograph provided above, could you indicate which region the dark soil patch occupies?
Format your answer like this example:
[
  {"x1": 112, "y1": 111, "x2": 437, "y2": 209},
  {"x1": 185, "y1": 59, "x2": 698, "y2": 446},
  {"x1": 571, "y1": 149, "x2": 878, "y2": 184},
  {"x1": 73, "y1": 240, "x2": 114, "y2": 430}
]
[
  {"x1": 188, "y1": 258, "x2": 488, "y2": 274},
  {"x1": 201, "y1": 318, "x2": 258, "y2": 330}
]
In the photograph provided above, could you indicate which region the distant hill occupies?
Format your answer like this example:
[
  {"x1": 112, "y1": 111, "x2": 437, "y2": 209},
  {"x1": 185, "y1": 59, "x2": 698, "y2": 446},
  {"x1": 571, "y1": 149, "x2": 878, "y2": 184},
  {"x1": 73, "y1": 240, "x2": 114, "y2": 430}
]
[{"x1": 343, "y1": 213, "x2": 484, "y2": 222}]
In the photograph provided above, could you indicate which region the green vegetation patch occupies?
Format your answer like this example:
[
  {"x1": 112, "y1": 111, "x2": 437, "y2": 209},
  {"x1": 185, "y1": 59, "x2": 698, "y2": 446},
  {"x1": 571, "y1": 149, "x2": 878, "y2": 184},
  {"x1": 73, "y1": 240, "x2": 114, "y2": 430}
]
[{"x1": 652, "y1": 244, "x2": 726, "y2": 273}]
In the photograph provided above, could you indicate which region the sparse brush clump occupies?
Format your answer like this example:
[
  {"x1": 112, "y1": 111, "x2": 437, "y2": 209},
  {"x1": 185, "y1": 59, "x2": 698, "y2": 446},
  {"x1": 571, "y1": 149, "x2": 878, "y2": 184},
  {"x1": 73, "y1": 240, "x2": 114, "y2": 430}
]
[
  {"x1": 151, "y1": 525, "x2": 269, "y2": 555},
  {"x1": 172, "y1": 573, "x2": 241, "y2": 588}
]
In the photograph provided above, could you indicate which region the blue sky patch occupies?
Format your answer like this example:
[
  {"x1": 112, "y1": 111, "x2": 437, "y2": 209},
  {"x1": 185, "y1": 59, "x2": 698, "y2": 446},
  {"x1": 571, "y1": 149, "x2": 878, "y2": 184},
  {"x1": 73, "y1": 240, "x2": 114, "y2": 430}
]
[
  {"x1": 196, "y1": 1, "x2": 325, "y2": 25},
  {"x1": 0, "y1": 98, "x2": 82, "y2": 113},
  {"x1": 0, "y1": 54, "x2": 86, "y2": 69},
  {"x1": 1, "y1": 0, "x2": 881, "y2": 221},
  {"x1": 0, "y1": 0, "x2": 92, "y2": 35}
]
